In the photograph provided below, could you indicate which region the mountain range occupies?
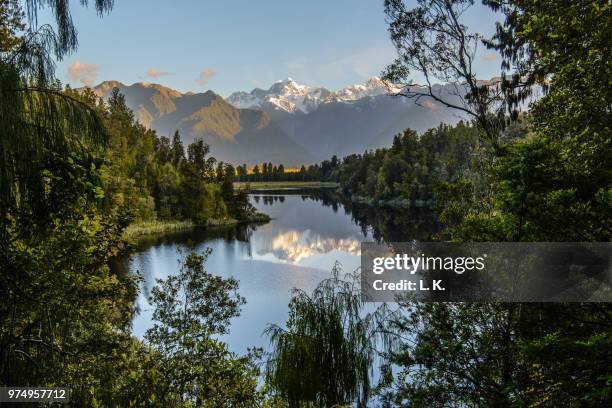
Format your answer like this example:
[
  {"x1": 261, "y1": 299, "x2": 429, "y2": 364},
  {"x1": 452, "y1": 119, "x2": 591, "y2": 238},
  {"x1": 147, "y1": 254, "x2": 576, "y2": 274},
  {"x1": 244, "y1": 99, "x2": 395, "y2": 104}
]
[{"x1": 90, "y1": 77, "x2": 466, "y2": 165}]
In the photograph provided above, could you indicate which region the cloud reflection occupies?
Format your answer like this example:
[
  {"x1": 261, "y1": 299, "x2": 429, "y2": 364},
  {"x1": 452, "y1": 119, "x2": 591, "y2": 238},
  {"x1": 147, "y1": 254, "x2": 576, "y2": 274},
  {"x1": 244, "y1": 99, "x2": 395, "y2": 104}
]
[{"x1": 266, "y1": 229, "x2": 361, "y2": 263}]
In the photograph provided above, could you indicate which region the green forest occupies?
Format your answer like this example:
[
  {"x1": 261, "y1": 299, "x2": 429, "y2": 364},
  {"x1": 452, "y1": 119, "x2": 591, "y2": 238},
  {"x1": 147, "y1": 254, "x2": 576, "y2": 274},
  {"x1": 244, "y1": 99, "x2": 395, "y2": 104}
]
[{"x1": 1, "y1": 0, "x2": 611, "y2": 407}]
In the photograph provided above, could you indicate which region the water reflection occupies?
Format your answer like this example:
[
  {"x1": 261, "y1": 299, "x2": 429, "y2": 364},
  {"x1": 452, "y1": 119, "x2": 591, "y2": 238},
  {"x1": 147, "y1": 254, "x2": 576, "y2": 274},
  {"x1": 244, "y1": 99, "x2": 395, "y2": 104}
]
[
  {"x1": 269, "y1": 230, "x2": 361, "y2": 263},
  {"x1": 123, "y1": 189, "x2": 438, "y2": 354}
]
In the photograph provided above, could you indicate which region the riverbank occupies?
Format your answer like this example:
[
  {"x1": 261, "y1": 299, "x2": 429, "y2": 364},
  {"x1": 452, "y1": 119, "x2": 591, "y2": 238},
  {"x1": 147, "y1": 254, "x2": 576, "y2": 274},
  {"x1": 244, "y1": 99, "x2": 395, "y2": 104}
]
[
  {"x1": 234, "y1": 181, "x2": 339, "y2": 190},
  {"x1": 123, "y1": 213, "x2": 271, "y2": 240},
  {"x1": 123, "y1": 220, "x2": 196, "y2": 240}
]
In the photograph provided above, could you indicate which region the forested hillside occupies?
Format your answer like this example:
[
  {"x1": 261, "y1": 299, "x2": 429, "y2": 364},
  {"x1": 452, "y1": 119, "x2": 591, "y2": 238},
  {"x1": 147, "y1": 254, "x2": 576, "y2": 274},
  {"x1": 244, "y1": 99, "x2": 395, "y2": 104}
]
[
  {"x1": 90, "y1": 81, "x2": 317, "y2": 165},
  {"x1": 69, "y1": 86, "x2": 264, "y2": 227}
]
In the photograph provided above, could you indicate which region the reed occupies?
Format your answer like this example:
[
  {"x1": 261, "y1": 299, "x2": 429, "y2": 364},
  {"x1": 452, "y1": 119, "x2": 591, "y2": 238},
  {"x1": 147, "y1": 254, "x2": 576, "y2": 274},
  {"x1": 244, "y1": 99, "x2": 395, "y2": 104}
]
[{"x1": 122, "y1": 220, "x2": 195, "y2": 239}]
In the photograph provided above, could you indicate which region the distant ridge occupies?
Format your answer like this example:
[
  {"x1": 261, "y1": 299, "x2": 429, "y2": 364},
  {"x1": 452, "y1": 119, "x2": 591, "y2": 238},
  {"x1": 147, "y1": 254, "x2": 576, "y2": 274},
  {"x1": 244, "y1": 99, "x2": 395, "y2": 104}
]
[
  {"x1": 90, "y1": 81, "x2": 314, "y2": 165},
  {"x1": 89, "y1": 78, "x2": 469, "y2": 164}
]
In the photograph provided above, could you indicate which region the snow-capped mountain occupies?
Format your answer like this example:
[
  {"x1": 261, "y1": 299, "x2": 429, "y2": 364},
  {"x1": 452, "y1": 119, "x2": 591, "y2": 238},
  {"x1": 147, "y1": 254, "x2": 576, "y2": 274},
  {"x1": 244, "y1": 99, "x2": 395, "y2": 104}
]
[
  {"x1": 333, "y1": 77, "x2": 403, "y2": 101},
  {"x1": 87, "y1": 77, "x2": 468, "y2": 164},
  {"x1": 226, "y1": 78, "x2": 329, "y2": 114},
  {"x1": 226, "y1": 77, "x2": 403, "y2": 114},
  {"x1": 224, "y1": 77, "x2": 463, "y2": 160}
]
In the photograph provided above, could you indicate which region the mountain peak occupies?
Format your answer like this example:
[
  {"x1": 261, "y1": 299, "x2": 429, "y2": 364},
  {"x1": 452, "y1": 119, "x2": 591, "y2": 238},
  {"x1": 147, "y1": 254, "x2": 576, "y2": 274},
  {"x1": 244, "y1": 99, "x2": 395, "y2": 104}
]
[
  {"x1": 226, "y1": 77, "x2": 322, "y2": 114},
  {"x1": 334, "y1": 76, "x2": 401, "y2": 101},
  {"x1": 226, "y1": 76, "x2": 402, "y2": 114},
  {"x1": 94, "y1": 80, "x2": 125, "y2": 91},
  {"x1": 91, "y1": 80, "x2": 185, "y2": 98},
  {"x1": 365, "y1": 76, "x2": 383, "y2": 87},
  {"x1": 137, "y1": 82, "x2": 183, "y2": 97},
  {"x1": 269, "y1": 77, "x2": 307, "y2": 95}
]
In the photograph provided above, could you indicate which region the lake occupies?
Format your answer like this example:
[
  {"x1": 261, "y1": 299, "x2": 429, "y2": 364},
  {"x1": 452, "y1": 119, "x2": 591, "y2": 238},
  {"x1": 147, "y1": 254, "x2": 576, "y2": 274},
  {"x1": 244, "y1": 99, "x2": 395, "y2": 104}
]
[{"x1": 125, "y1": 188, "x2": 437, "y2": 354}]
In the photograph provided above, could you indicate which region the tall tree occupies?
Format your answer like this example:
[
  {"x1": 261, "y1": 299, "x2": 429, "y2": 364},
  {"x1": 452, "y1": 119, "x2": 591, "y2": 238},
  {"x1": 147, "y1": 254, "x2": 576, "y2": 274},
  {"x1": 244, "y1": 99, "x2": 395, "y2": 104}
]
[
  {"x1": 171, "y1": 130, "x2": 185, "y2": 166},
  {"x1": 382, "y1": 0, "x2": 524, "y2": 147},
  {"x1": 0, "y1": 0, "x2": 116, "y2": 210}
]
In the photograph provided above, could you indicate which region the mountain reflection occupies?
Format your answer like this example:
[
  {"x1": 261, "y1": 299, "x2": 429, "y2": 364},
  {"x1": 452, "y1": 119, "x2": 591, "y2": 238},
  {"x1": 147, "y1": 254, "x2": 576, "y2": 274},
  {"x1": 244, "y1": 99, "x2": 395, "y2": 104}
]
[{"x1": 265, "y1": 229, "x2": 361, "y2": 263}]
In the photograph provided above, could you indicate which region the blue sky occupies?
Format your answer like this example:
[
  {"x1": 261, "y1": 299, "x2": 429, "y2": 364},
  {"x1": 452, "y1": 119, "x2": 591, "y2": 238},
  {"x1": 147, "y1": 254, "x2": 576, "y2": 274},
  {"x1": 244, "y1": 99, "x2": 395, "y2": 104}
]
[{"x1": 38, "y1": 0, "x2": 502, "y2": 96}]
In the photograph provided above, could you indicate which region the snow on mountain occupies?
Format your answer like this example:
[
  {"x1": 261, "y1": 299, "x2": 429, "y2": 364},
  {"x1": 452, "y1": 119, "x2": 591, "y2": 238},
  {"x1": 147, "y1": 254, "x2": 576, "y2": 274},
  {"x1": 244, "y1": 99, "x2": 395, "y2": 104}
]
[
  {"x1": 226, "y1": 76, "x2": 402, "y2": 114},
  {"x1": 333, "y1": 77, "x2": 402, "y2": 101},
  {"x1": 226, "y1": 78, "x2": 328, "y2": 114}
]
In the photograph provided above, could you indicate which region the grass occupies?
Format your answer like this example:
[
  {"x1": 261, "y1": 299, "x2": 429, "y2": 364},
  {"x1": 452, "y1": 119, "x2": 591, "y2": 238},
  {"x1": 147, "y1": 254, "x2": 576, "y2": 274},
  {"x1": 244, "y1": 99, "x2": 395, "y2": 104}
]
[
  {"x1": 234, "y1": 181, "x2": 339, "y2": 190},
  {"x1": 122, "y1": 219, "x2": 195, "y2": 240},
  {"x1": 123, "y1": 213, "x2": 272, "y2": 240},
  {"x1": 204, "y1": 217, "x2": 239, "y2": 227}
]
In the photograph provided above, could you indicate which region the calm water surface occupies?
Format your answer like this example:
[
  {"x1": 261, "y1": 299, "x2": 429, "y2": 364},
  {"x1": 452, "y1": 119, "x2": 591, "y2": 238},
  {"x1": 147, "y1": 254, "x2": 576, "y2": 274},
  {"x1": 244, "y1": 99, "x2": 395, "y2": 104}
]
[{"x1": 127, "y1": 189, "x2": 436, "y2": 354}]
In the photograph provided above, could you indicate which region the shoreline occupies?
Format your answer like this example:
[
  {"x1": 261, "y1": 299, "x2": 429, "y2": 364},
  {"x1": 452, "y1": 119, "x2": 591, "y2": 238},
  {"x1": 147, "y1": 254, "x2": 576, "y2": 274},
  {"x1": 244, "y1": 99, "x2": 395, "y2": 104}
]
[
  {"x1": 122, "y1": 212, "x2": 271, "y2": 240},
  {"x1": 234, "y1": 181, "x2": 339, "y2": 190}
]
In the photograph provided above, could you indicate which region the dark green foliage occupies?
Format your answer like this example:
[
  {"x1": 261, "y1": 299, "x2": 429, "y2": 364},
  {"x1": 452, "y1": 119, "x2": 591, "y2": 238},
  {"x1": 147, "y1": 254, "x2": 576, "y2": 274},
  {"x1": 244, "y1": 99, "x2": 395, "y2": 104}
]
[
  {"x1": 0, "y1": 151, "x2": 134, "y2": 390},
  {"x1": 374, "y1": 2, "x2": 612, "y2": 407},
  {"x1": 335, "y1": 123, "x2": 482, "y2": 207},
  {"x1": 0, "y1": 0, "x2": 112, "y2": 211},
  {"x1": 379, "y1": 303, "x2": 523, "y2": 407},
  {"x1": 446, "y1": 0, "x2": 612, "y2": 242},
  {"x1": 1, "y1": 0, "x2": 265, "y2": 405},
  {"x1": 378, "y1": 302, "x2": 612, "y2": 407},
  {"x1": 0, "y1": 0, "x2": 24, "y2": 52},
  {"x1": 171, "y1": 129, "x2": 185, "y2": 166}
]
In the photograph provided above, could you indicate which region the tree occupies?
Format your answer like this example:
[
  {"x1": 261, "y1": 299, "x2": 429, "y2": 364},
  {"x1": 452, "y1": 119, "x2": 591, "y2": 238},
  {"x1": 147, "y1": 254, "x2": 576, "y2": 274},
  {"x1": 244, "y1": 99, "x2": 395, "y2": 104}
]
[
  {"x1": 1, "y1": 51, "x2": 107, "y2": 213},
  {"x1": 171, "y1": 130, "x2": 185, "y2": 166},
  {"x1": 375, "y1": 3, "x2": 612, "y2": 407},
  {"x1": 221, "y1": 163, "x2": 236, "y2": 213},
  {"x1": 382, "y1": 0, "x2": 521, "y2": 147},
  {"x1": 0, "y1": 149, "x2": 137, "y2": 400},
  {"x1": 299, "y1": 165, "x2": 306, "y2": 181},
  {"x1": 156, "y1": 135, "x2": 172, "y2": 164},
  {"x1": 145, "y1": 249, "x2": 260, "y2": 406},
  {"x1": 216, "y1": 161, "x2": 225, "y2": 182},
  {"x1": 265, "y1": 263, "x2": 386, "y2": 407},
  {"x1": 378, "y1": 301, "x2": 612, "y2": 407},
  {"x1": 378, "y1": 302, "x2": 523, "y2": 407},
  {"x1": 237, "y1": 164, "x2": 248, "y2": 182},
  {"x1": 24, "y1": 0, "x2": 115, "y2": 58},
  {"x1": 0, "y1": 0, "x2": 23, "y2": 52},
  {"x1": 465, "y1": 0, "x2": 612, "y2": 242}
]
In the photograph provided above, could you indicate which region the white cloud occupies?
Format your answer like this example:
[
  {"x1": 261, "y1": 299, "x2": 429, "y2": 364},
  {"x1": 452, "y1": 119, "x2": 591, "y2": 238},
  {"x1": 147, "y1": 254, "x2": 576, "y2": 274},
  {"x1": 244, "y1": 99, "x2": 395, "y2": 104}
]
[
  {"x1": 146, "y1": 68, "x2": 172, "y2": 78},
  {"x1": 67, "y1": 60, "x2": 98, "y2": 87},
  {"x1": 196, "y1": 68, "x2": 215, "y2": 86}
]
